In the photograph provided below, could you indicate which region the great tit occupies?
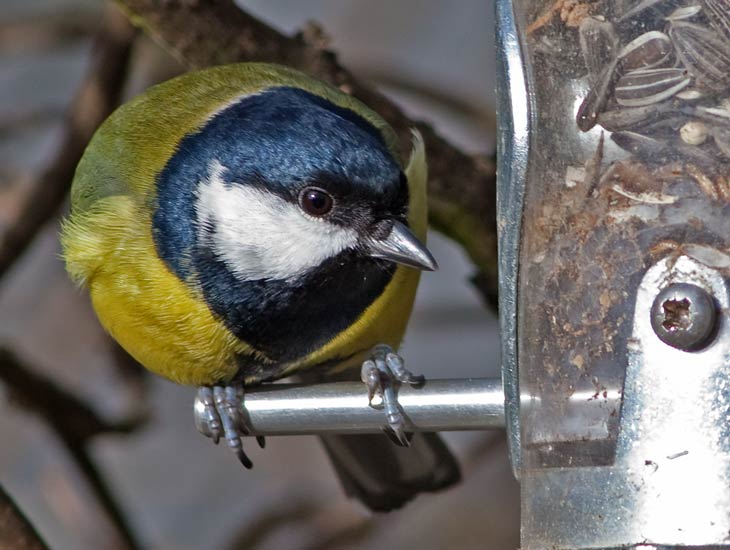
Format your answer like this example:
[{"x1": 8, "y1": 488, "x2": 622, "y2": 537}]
[{"x1": 61, "y1": 62, "x2": 460, "y2": 511}]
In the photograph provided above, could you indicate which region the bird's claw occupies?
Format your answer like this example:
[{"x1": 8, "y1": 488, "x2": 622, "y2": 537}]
[
  {"x1": 196, "y1": 386, "x2": 222, "y2": 444},
  {"x1": 361, "y1": 360, "x2": 380, "y2": 405},
  {"x1": 195, "y1": 385, "x2": 262, "y2": 469},
  {"x1": 360, "y1": 344, "x2": 423, "y2": 447}
]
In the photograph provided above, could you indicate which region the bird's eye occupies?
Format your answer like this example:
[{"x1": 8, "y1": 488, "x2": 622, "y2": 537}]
[{"x1": 299, "y1": 187, "x2": 333, "y2": 217}]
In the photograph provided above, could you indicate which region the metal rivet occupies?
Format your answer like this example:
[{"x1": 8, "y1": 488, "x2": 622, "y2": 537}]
[{"x1": 650, "y1": 283, "x2": 717, "y2": 351}]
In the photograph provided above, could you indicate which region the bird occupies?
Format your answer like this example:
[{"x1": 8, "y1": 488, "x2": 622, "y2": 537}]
[{"x1": 61, "y1": 62, "x2": 460, "y2": 511}]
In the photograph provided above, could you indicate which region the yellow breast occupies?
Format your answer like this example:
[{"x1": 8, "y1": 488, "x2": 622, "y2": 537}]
[
  {"x1": 63, "y1": 196, "x2": 252, "y2": 385},
  {"x1": 62, "y1": 193, "x2": 422, "y2": 385}
]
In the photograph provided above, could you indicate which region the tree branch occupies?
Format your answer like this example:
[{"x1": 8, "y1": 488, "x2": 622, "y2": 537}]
[
  {"x1": 116, "y1": 0, "x2": 499, "y2": 304},
  {"x1": 0, "y1": 348, "x2": 144, "y2": 442},
  {"x1": 0, "y1": 347, "x2": 145, "y2": 550},
  {"x1": 0, "y1": 484, "x2": 49, "y2": 550},
  {"x1": 0, "y1": 5, "x2": 135, "y2": 281}
]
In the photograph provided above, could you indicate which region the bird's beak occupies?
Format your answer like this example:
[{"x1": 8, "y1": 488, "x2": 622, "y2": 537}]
[{"x1": 367, "y1": 220, "x2": 438, "y2": 271}]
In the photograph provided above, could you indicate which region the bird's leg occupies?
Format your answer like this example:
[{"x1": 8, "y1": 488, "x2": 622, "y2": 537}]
[
  {"x1": 195, "y1": 385, "x2": 264, "y2": 469},
  {"x1": 360, "y1": 344, "x2": 425, "y2": 447}
]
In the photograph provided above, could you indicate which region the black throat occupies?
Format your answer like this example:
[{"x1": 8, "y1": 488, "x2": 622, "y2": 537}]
[{"x1": 193, "y1": 246, "x2": 395, "y2": 364}]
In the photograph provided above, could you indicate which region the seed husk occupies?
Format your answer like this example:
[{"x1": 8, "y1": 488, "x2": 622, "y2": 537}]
[
  {"x1": 666, "y1": 5, "x2": 703, "y2": 21},
  {"x1": 704, "y1": 0, "x2": 730, "y2": 43},
  {"x1": 712, "y1": 126, "x2": 730, "y2": 157},
  {"x1": 693, "y1": 106, "x2": 730, "y2": 127},
  {"x1": 614, "y1": 68, "x2": 691, "y2": 107},
  {"x1": 580, "y1": 17, "x2": 619, "y2": 82},
  {"x1": 618, "y1": 31, "x2": 674, "y2": 71},
  {"x1": 676, "y1": 88, "x2": 705, "y2": 100},
  {"x1": 669, "y1": 22, "x2": 730, "y2": 91}
]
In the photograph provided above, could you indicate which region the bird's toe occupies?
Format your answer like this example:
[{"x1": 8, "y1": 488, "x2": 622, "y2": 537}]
[
  {"x1": 362, "y1": 344, "x2": 425, "y2": 447},
  {"x1": 194, "y1": 384, "x2": 255, "y2": 468}
]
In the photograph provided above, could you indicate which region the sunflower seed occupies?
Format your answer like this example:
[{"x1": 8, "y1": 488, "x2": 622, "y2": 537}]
[
  {"x1": 580, "y1": 17, "x2": 618, "y2": 82},
  {"x1": 639, "y1": 115, "x2": 693, "y2": 139},
  {"x1": 612, "y1": 130, "x2": 717, "y2": 168},
  {"x1": 618, "y1": 31, "x2": 674, "y2": 71},
  {"x1": 597, "y1": 103, "x2": 669, "y2": 131},
  {"x1": 704, "y1": 0, "x2": 730, "y2": 43},
  {"x1": 577, "y1": 57, "x2": 620, "y2": 131},
  {"x1": 611, "y1": 131, "x2": 669, "y2": 159},
  {"x1": 711, "y1": 126, "x2": 730, "y2": 157},
  {"x1": 666, "y1": 5, "x2": 703, "y2": 21},
  {"x1": 693, "y1": 105, "x2": 730, "y2": 127},
  {"x1": 615, "y1": 68, "x2": 691, "y2": 106},
  {"x1": 670, "y1": 22, "x2": 730, "y2": 91},
  {"x1": 676, "y1": 142, "x2": 719, "y2": 171}
]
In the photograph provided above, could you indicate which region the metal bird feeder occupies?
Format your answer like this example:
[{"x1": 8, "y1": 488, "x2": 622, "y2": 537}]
[
  {"x1": 497, "y1": 0, "x2": 730, "y2": 547},
  {"x1": 193, "y1": 0, "x2": 730, "y2": 547}
]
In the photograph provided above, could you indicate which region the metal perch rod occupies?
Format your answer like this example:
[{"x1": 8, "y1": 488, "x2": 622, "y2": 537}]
[{"x1": 194, "y1": 378, "x2": 506, "y2": 436}]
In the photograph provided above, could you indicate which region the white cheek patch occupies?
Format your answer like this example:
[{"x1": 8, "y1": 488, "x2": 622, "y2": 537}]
[{"x1": 195, "y1": 160, "x2": 359, "y2": 281}]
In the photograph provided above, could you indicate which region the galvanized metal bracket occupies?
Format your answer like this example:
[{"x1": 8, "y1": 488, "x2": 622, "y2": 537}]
[
  {"x1": 521, "y1": 253, "x2": 730, "y2": 549},
  {"x1": 496, "y1": 0, "x2": 531, "y2": 479}
]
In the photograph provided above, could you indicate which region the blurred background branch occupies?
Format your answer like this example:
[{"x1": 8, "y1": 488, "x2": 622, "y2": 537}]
[
  {"x1": 0, "y1": 5, "x2": 134, "y2": 280},
  {"x1": 0, "y1": 484, "x2": 49, "y2": 550},
  {"x1": 0, "y1": 347, "x2": 145, "y2": 550}
]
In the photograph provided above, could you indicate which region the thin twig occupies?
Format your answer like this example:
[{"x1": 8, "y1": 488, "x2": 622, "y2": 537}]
[
  {"x1": 116, "y1": 0, "x2": 499, "y2": 304},
  {"x1": 0, "y1": 484, "x2": 49, "y2": 550},
  {"x1": 0, "y1": 4, "x2": 135, "y2": 281}
]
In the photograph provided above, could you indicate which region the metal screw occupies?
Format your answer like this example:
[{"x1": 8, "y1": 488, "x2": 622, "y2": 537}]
[{"x1": 650, "y1": 283, "x2": 717, "y2": 351}]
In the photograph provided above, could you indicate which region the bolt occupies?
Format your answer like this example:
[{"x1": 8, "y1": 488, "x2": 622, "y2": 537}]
[{"x1": 650, "y1": 283, "x2": 717, "y2": 351}]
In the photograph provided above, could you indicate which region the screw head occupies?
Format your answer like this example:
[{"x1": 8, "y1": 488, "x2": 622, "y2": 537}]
[{"x1": 650, "y1": 283, "x2": 717, "y2": 351}]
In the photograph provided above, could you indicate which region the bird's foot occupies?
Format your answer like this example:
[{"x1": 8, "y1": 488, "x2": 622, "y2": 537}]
[
  {"x1": 194, "y1": 385, "x2": 265, "y2": 469},
  {"x1": 360, "y1": 344, "x2": 425, "y2": 447}
]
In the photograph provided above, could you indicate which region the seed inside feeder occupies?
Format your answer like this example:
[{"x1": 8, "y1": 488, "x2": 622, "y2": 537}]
[{"x1": 680, "y1": 121, "x2": 709, "y2": 145}]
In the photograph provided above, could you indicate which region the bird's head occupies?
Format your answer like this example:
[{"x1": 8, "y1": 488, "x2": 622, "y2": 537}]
[{"x1": 153, "y1": 85, "x2": 435, "y2": 288}]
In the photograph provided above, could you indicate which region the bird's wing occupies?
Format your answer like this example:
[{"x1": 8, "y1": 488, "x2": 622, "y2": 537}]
[{"x1": 405, "y1": 129, "x2": 428, "y2": 240}]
